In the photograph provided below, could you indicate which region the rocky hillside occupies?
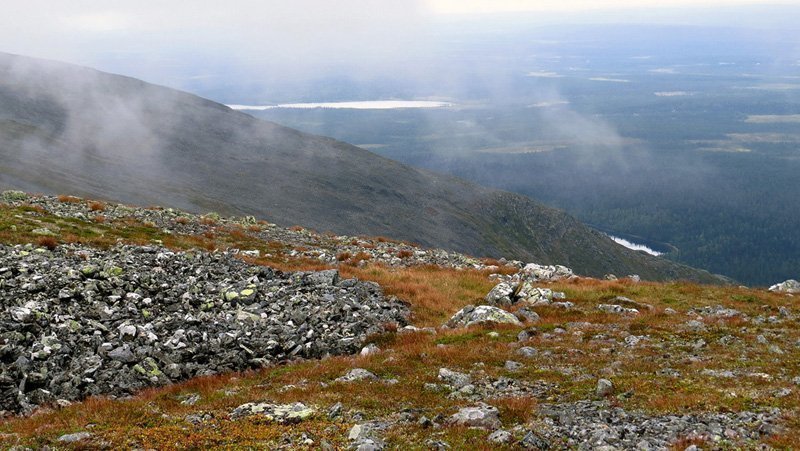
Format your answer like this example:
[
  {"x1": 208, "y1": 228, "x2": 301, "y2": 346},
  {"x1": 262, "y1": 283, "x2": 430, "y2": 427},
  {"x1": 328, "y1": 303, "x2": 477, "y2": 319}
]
[
  {"x1": 1, "y1": 243, "x2": 407, "y2": 415},
  {"x1": 0, "y1": 191, "x2": 798, "y2": 449},
  {"x1": 0, "y1": 52, "x2": 727, "y2": 283}
]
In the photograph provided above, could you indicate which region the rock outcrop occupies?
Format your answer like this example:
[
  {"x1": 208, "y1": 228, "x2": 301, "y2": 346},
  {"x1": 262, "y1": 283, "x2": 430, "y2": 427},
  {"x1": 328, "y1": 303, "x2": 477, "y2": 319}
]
[
  {"x1": 0, "y1": 243, "x2": 408, "y2": 414},
  {"x1": 484, "y1": 264, "x2": 570, "y2": 308},
  {"x1": 769, "y1": 279, "x2": 800, "y2": 294},
  {"x1": 446, "y1": 305, "x2": 522, "y2": 328}
]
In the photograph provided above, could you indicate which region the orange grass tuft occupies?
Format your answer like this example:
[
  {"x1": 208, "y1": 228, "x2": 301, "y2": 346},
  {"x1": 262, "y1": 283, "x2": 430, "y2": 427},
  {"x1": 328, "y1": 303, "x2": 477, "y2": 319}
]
[
  {"x1": 336, "y1": 252, "x2": 352, "y2": 262},
  {"x1": 88, "y1": 201, "x2": 106, "y2": 212},
  {"x1": 57, "y1": 195, "x2": 81, "y2": 203},
  {"x1": 36, "y1": 236, "x2": 58, "y2": 250}
]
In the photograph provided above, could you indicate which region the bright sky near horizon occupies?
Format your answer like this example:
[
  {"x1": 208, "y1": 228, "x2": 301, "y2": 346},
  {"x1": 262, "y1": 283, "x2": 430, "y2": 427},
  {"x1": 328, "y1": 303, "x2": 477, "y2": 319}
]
[
  {"x1": 426, "y1": 0, "x2": 779, "y2": 14},
  {"x1": 1, "y1": 0, "x2": 790, "y2": 35},
  {"x1": 0, "y1": 0, "x2": 795, "y2": 83}
]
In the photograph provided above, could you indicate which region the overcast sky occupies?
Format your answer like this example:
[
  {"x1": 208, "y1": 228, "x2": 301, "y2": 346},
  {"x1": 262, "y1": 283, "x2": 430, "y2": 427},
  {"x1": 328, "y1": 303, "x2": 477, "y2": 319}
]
[{"x1": 1, "y1": 1, "x2": 796, "y2": 99}]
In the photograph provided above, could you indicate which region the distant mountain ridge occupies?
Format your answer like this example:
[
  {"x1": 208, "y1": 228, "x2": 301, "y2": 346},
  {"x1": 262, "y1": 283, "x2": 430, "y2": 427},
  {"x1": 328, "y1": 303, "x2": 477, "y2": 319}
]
[{"x1": 0, "y1": 52, "x2": 727, "y2": 283}]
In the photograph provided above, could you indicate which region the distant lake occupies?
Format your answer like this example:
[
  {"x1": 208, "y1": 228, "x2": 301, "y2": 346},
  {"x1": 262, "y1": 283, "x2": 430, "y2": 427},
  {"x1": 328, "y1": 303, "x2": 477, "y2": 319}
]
[{"x1": 228, "y1": 101, "x2": 453, "y2": 110}]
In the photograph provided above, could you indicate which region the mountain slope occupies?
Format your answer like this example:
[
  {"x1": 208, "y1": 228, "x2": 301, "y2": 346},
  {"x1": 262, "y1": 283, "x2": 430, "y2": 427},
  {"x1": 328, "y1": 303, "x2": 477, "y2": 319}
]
[{"x1": 0, "y1": 52, "x2": 724, "y2": 283}]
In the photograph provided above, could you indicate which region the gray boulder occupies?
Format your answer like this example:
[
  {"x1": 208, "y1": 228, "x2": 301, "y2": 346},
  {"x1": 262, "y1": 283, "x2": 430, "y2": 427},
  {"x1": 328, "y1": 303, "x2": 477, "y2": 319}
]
[
  {"x1": 596, "y1": 378, "x2": 615, "y2": 397},
  {"x1": 447, "y1": 404, "x2": 502, "y2": 430},
  {"x1": 57, "y1": 432, "x2": 92, "y2": 443},
  {"x1": 517, "y1": 285, "x2": 559, "y2": 306},
  {"x1": 336, "y1": 368, "x2": 378, "y2": 383},
  {"x1": 597, "y1": 304, "x2": 639, "y2": 315},
  {"x1": 439, "y1": 368, "x2": 472, "y2": 388},
  {"x1": 520, "y1": 263, "x2": 573, "y2": 282},
  {"x1": 301, "y1": 269, "x2": 340, "y2": 287},
  {"x1": 447, "y1": 305, "x2": 522, "y2": 328},
  {"x1": 769, "y1": 279, "x2": 800, "y2": 294},
  {"x1": 487, "y1": 429, "x2": 513, "y2": 444},
  {"x1": 349, "y1": 421, "x2": 389, "y2": 450},
  {"x1": 520, "y1": 431, "x2": 550, "y2": 449},
  {"x1": 485, "y1": 280, "x2": 566, "y2": 308},
  {"x1": 515, "y1": 307, "x2": 540, "y2": 323},
  {"x1": 485, "y1": 282, "x2": 515, "y2": 306},
  {"x1": 611, "y1": 296, "x2": 653, "y2": 311},
  {"x1": 230, "y1": 402, "x2": 316, "y2": 423}
]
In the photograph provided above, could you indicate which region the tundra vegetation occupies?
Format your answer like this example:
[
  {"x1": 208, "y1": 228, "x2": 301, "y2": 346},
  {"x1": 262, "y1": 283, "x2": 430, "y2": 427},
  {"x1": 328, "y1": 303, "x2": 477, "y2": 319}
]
[{"x1": 0, "y1": 193, "x2": 798, "y2": 449}]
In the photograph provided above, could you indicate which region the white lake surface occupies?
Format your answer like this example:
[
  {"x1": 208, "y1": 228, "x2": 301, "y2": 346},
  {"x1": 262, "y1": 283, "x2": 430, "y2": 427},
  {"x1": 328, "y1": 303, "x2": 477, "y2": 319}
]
[
  {"x1": 589, "y1": 77, "x2": 631, "y2": 83},
  {"x1": 529, "y1": 100, "x2": 570, "y2": 108},
  {"x1": 526, "y1": 71, "x2": 563, "y2": 78},
  {"x1": 608, "y1": 235, "x2": 663, "y2": 256},
  {"x1": 228, "y1": 101, "x2": 453, "y2": 110}
]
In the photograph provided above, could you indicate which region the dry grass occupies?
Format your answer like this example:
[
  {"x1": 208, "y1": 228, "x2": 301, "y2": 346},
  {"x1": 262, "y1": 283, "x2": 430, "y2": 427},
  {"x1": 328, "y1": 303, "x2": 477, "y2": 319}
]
[
  {"x1": 494, "y1": 396, "x2": 538, "y2": 424},
  {"x1": 35, "y1": 235, "x2": 58, "y2": 250},
  {"x1": 88, "y1": 201, "x2": 106, "y2": 212},
  {"x1": 340, "y1": 264, "x2": 495, "y2": 326},
  {"x1": 2, "y1": 264, "x2": 798, "y2": 448},
  {"x1": 57, "y1": 195, "x2": 81, "y2": 203},
  {"x1": 1, "y1": 200, "x2": 799, "y2": 448},
  {"x1": 336, "y1": 252, "x2": 351, "y2": 262},
  {"x1": 346, "y1": 251, "x2": 372, "y2": 266},
  {"x1": 227, "y1": 228, "x2": 248, "y2": 241}
]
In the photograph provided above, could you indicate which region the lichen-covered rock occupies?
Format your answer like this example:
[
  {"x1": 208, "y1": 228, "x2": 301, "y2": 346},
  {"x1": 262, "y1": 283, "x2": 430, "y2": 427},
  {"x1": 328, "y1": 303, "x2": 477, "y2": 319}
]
[
  {"x1": 519, "y1": 263, "x2": 573, "y2": 282},
  {"x1": 348, "y1": 421, "x2": 389, "y2": 450},
  {"x1": 769, "y1": 279, "x2": 800, "y2": 294},
  {"x1": 610, "y1": 296, "x2": 653, "y2": 311},
  {"x1": 447, "y1": 404, "x2": 502, "y2": 430},
  {"x1": 684, "y1": 320, "x2": 707, "y2": 332},
  {"x1": 446, "y1": 305, "x2": 522, "y2": 328},
  {"x1": 336, "y1": 368, "x2": 379, "y2": 383},
  {"x1": 360, "y1": 343, "x2": 380, "y2": 356},
  {"x1": 0, "y1": 243, "x2": 408, "y2": 414},
  {"x1": 597, "y1": 304, "x2": 639, "y2": 315},
  {"x1": 57, "y1": 432, "x2": 92, "y2": 443},
  {"x1": 485, "y1": 282, "x2": 514, "y2": 306},
  {"x1": 484, "y1": 279, "x2": 566, "y2": 307},
  {"x1": 1, "y1": 190, "x2": 29, "y2": 201},
  {"x1": 596, "y1": 378, "x2": 615, "y2": 397},
  {"x1": 487, "y1": 429, "x2": 513, "y2": 444},
  {"x1": 230, "y1": 402, "x2": 316, "y2": 423},
  {"x1": 692, "y1": 304, "x2": 743, "y2": 318},
  {"x1": 438, "y1": 368, "x2": 471, "y2": 388},
  {"x1": 517, "y1": 285, "x2": 562, "y2": 306}
]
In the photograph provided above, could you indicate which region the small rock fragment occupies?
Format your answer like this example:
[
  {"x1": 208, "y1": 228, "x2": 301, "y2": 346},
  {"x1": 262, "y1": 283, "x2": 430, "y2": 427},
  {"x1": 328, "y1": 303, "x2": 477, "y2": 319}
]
[
  {"x1": 336, "y1": 368, "x2": 379, "y2": 383},
  {"x1": 447, "y1": 404, "x2": 502, "y2": 430},
  {"x1": 487, "y1": 429, "x2": 513, "y2": 444},
  {"x1": 596, "y1": 378, "x2": 615, "y2": 397},
  {"x1": 439, "y1": 368, "x2": 471, "y2": 388}
]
